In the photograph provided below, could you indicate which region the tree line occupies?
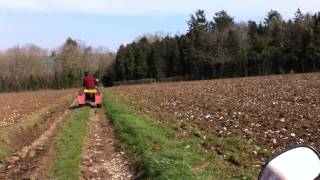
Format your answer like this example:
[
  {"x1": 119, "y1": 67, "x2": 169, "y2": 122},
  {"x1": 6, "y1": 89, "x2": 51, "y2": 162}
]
[
  {"x1": 0, "y1": 38, "x2": 114, "y2": 92},
  {"x1": 114, "y1": 9, "x2": 320, "y2": 82}
]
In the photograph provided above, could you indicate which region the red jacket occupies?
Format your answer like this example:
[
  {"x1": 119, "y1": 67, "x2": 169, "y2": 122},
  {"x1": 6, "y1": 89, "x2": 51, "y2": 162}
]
[{"x1": 83, "y1": 75, "x2": 96, "y2": 89}]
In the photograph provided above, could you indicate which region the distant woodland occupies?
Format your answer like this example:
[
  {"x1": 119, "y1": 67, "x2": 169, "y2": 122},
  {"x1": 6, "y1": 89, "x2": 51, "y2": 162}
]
[
  {"x1": 0, "y1": 38, "x2": 114, "y2": 92},
  {"x1": 1, "y1": 9, "x2": 320, "y2": 92},
  {"x1": 114, "y1": 9, "x2": 320, "y2": 82}
]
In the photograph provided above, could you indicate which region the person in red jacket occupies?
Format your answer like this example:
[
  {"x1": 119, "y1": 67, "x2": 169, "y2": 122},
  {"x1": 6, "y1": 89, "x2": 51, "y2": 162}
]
[{"x1": 83, "y1": 71, "x2": 97, "y2": 89}]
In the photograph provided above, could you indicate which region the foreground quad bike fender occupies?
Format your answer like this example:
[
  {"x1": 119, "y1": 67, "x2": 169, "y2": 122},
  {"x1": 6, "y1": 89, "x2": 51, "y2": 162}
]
[{"x1": 259, "y1": 144, "x2": 320, "y2": 180}]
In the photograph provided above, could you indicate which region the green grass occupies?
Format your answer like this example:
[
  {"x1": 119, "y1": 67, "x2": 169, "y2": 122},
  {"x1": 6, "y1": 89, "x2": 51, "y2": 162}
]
[
  {"x1": 48, "y1": 107, "x2": 90, "y2": 180},
  {"x1": 205, "y1": 134, "x2": 254, "y2": 168},
  {"x1": 0, "y1": 147, "x2": 9, "y2": 159},
  {"x1": 103, "y1": 90, "x2": 255, "y2": 179}
]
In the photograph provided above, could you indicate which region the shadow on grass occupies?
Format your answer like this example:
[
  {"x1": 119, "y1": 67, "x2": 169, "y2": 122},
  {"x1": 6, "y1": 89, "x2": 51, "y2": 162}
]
[{"x1": 69, "y1": 103, "x2": 98, "y2": 110}]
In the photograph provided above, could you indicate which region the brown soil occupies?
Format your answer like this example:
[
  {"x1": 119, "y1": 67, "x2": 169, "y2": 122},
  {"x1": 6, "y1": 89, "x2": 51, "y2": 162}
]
[
  {"x1": 81, "y1": 109, "x2": 134, "y2": 180},
  {"x1": 0, "y1": 88, "x2": 135, "y2": 179},
  {"x1": 9, "y1": 99, "x2": 72, "y2": 156},
  {"x1": 0, "y1": 89, "x2": 75, "y2": 127},
  {"x1": 111, "y1": 73, "x2": 320, "y2": 156},
  {"x1": 0, "y1": 100, "x2": 72, "y2": 179}
]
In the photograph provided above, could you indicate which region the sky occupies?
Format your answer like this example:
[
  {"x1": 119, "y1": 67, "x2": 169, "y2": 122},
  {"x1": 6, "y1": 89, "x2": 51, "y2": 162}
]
[{"x1": 0, "y1": 0, "x2": 320, "y2": 52}]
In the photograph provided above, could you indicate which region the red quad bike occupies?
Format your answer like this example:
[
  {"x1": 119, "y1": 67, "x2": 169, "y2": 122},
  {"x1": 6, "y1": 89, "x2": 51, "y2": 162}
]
[{"x1": 78, "y1": 88, "x2": 102, "y2": 108}]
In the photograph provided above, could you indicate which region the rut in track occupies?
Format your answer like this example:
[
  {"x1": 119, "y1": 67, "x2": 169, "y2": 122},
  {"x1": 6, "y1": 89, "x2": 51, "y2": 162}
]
[
  {"x1": 81, "y1": 109, "x2": 134, "y2": 180},
  {"x1": 0, "y1": 104, "x2": 72, "y2": 180}
]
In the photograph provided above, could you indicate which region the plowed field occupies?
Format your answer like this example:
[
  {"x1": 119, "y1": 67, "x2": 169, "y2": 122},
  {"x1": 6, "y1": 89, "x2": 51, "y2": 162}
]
[
  {"x1": 0, "y1": 89, "x2": 75, "y2": 127},
  {"x1": 112, "y1": 73, "x2": 320, "y2": 157},
  {"x1": 0, "y1": 89, "x2": 134, "y2": 179}
]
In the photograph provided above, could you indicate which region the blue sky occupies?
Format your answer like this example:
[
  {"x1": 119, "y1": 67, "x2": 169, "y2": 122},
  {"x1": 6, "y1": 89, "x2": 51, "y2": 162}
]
[{"x1": 0, "y1": 0, "x2": 320, "y2": 52}]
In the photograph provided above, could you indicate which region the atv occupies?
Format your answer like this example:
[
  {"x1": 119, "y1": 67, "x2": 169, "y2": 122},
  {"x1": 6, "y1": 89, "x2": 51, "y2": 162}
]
[{"x1": 78, "y1": 88, "x2": 102, "y2": 108}]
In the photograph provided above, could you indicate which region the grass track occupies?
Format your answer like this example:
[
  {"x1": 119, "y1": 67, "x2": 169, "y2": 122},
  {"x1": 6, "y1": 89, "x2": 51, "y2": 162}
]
[
  {"x1": 103, "y1": 90, "x2": 254, "y2": 179},
  {"x1": 48, "y1": 107, "x2": 90, "y2": 180}
]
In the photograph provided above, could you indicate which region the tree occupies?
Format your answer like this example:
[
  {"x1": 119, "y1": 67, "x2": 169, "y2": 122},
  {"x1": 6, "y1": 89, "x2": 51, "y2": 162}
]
[
  {"x1": 150, "y1": 41, "x2": 165, "y2": 79},
  {"x1": 134, "y1": 42, "x2": 150, "y2": 79},
  {"x1": 56, "y1": 38, "x2": 83, "y2": 87},
  {"x1": 187, "y1": 10, "x2": 209, "y2": 39},
  {"x1": 307, "y1": 13, "x2": 320, "y2": 71},
  {"x1": 112, "y1": 9, "x2": 320, "y2": 84},
  {"x1": 225, "y1": 30, "x2": 247, "y2": 76},
  {"x1": 115, "y1": 45, "x2": 127, "y2": 81},
  {"x1": 264, "y1": 10, "x2": 285, "y2": 74},
  {"x1": 164, "y1": 37, "x2": 181, "y2": 77},
  {"x1": 265, "y1": 10, "x2": 283, "y2": 26},
  {"x1": 247, "y1": 21, "x2": 262, "y2": 75},
  {"x1": 212, "y1": 10, "x2": 234, "y2": 32}
]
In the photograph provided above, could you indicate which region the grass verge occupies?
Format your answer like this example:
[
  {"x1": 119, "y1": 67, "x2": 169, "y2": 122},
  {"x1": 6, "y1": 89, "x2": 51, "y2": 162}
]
[
  {"x1": 104, "y1": 90, "x2": 254, "y2": 179},
  {"x1": 48, "y1": 107, "x2": 90, "y2": 180},
  {"x1": 115, "y1": 91, "x2": 260, "y2": 178}
]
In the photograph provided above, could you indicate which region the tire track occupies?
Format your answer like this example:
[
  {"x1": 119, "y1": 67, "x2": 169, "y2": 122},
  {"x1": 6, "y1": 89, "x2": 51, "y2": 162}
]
[
  {"x1": 81, "y1": 109, "x2": 134, "y2": 180},
  {"x1": 0, "y1": 100, "x2": 74, "y2": 179}
]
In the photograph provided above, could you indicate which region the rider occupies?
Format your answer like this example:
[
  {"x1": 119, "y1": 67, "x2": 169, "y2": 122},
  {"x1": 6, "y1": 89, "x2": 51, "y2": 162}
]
[{"x1": 83, "y1": 71, "x2": 97, "y2": 89}]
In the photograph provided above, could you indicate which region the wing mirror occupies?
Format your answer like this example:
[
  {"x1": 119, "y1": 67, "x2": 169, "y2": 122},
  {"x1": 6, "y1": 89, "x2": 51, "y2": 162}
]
[{"x1": 259, "y1": 145, "x2": 320, "y2": 180}]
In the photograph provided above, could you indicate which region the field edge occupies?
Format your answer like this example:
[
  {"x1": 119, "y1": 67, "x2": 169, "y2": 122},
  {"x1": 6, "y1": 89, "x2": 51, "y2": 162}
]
[{"x1": 103, "y1": 89, "x2": 256, "y2": 179}]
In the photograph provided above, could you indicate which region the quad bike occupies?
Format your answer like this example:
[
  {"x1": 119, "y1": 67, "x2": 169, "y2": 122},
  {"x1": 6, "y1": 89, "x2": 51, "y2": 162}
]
[
  {"x1": 78, "y1": 86, "x2": 102, "y2": 108},
  {"x1": 259, "y1": 144, "x2": 320, "y2": 180}
]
